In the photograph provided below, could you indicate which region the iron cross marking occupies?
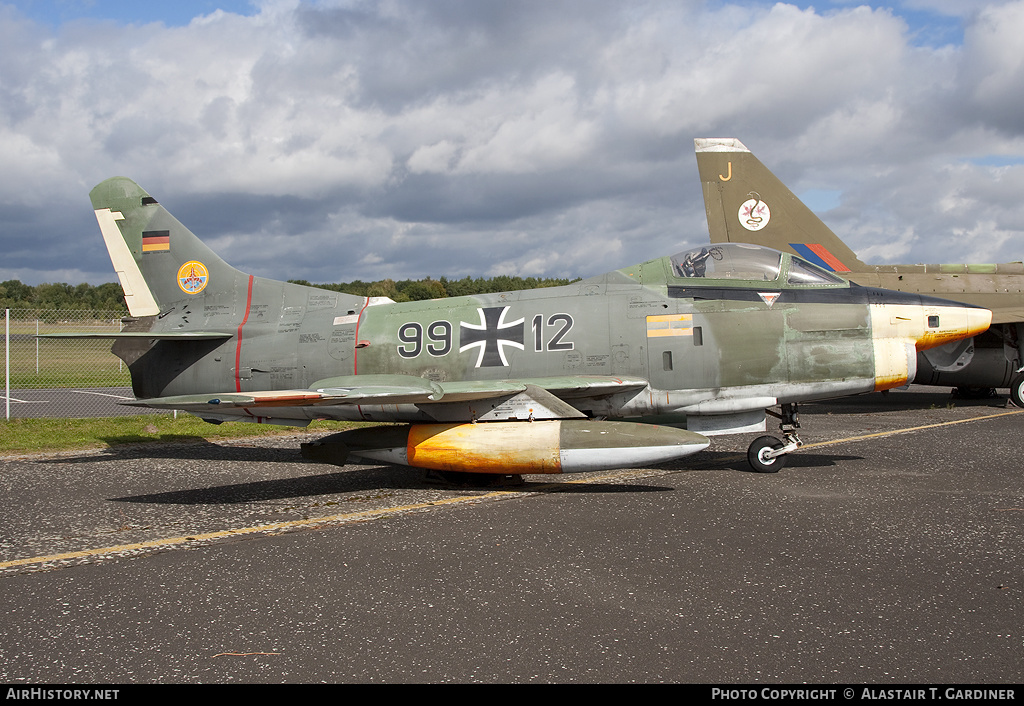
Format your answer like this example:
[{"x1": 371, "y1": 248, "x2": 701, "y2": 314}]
[{"x1": 459, "y1": 306, "x2": 525, "y2": 367}]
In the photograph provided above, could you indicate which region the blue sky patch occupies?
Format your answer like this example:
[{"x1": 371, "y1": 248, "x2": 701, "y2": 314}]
[
  {"x1": 798, "y1": 189, "x2": 842, "y2": 213},
  {"x1": 9, "y1": 0, "x2": 257, "y2": 27},
  {"x1": 967, "y1": 155, "x2": 1024, "y2": 168}
]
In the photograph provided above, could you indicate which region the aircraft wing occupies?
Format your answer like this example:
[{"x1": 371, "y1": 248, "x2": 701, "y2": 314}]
[
  {"x1": 122, "y1": 374, "x2": 649, "y2": 413},
  {"x1": 991, "y1": 307, "x2": 1024, "y2": 325},
  {"x1": 435, "y1": 374, "x2": 648, "y2": 401},
  {"x1": 122, "y1": 374, "x2": 445, "y2": 411}
]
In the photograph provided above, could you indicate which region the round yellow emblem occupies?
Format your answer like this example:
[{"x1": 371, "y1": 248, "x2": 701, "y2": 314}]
[{"x1": 177, "y1": 260, "x2": 209, "y2": 294}]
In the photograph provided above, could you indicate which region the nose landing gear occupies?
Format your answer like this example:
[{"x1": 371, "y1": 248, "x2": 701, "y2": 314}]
[{"x1": 747, "y1": 403, "x2": 803, "y2": 473}]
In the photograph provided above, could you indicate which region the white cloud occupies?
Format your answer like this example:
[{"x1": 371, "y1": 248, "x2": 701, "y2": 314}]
[{"x1": 1, "y1": 0, "x2": 1023, "y2": 287}]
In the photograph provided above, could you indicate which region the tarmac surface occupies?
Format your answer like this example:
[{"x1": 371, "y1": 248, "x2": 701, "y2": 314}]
[
  {"x1": 1, "y1": 386, "x2": 1022, "y2": 684},
  {"x1": 2, "y1": 387, "x2": 150, "y2": 419}
]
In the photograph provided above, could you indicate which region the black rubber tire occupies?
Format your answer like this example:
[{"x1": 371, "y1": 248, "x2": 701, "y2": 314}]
[
  {"x1": 747, "y1": 435, "x2": 786, "y2": 473},
  {"x1": 1010, "y1": 374, "x2": 1024, "y2": 409}
]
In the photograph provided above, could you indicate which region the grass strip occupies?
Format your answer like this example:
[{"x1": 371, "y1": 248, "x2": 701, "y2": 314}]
[{"x1": 0, "y1": 415, "x2": 370, "y2": 455}]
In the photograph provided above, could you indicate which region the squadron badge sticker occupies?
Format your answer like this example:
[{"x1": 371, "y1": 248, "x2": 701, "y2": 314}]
[
  {"x1": 177, "y1": 260, "x2": 209, "y2": 294},
  {"x1": 738, "y1": 192, "x2": 770, "y2": 231}
]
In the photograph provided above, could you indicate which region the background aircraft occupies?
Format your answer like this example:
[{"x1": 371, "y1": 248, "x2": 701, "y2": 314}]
[
  {"x1": 696, "y1": 137, "x2": 1024, "y2": 408},
  {"x1": 67, "y1": 177, "x2": 988, "y2": 476}
]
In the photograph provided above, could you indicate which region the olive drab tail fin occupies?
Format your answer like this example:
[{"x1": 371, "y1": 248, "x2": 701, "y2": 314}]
[
  {"x1": 89, "y1": 177, "x2": 249, "y2": 316},
  {"x1": 695, "y1": 138, "x2": 869, "y2": 274}
]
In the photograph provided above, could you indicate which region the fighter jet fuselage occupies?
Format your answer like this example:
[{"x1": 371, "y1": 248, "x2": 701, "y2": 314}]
[{"x1": 80, "y1": 177, "x2": 990, "y2": 475}]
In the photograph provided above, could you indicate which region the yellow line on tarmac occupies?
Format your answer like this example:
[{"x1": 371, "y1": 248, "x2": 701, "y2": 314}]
[
  {"x1": 0, "y1": 469, "x2": 649, "y2": 572},
  {"x1": 0, "y1": 491, "x2": 523, "y2": 571},
  {"x1": 799, "y1": 408, "x2": 1024, "y2": 450}
]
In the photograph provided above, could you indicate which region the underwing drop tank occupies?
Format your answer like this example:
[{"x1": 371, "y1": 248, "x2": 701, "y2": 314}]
[{"x1": 302, "y1": 420, "x2": 710, "y2": 474}]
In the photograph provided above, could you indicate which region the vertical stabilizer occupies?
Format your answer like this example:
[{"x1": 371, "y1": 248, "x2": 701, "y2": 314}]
[
  {"x1": 694, "y1": 138, "x2": 868, "y2": 273},
  {"x1": 90, "y1": 177, "x2": 247, "y2": 316}
]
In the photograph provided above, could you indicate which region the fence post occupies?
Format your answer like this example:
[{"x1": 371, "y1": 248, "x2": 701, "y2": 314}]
[{"x1": 5, "y1": 308, "x2": 9, "y2": 421}]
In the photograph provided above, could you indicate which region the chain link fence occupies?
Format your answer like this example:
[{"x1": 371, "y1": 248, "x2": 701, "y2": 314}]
[{"x1": 2, "y1": 308, "x2": 162, "y2": 419}]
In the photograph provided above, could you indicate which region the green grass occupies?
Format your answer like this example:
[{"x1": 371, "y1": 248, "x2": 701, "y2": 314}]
[
  {"x1": 0, "y1": 415, "x2": 373, "y2": 455},
  {"x1": 4, "y1": 336, "x2": 131, "y2": 388}
]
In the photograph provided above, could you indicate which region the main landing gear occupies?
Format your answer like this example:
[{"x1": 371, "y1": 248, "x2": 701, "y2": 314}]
[{"x1": 747, "y1": 403, "x2": 803, "y2": 473}]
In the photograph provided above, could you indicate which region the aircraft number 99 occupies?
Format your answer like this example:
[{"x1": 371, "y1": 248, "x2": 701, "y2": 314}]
[{"x1": 397, "y1": 321, "x2": 453, "y2": 358}]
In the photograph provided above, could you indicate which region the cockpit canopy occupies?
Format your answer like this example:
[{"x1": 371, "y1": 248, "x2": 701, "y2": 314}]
[{"x1": 669, "y1": 243, "x2": 845, "y2": 286}]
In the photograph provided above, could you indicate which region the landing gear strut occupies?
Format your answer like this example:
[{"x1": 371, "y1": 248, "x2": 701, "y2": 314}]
[{"x1": 747, "y1": 403, "x2": 803, "y2": 473}]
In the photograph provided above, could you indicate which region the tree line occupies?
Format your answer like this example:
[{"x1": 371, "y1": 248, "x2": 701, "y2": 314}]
[
  {"x1": 1, "y1": 280, "x2": 129, "y2": 313},
  {"x1": 1, "y1": 274, "x2": 579, "y2": 312},
  {"x1": 286, "y1": 275, "x2": 579, "y2": 302}
]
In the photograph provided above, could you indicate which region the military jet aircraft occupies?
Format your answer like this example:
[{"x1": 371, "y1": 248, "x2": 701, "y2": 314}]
[
  {"x1": 74, "y1": 177, "x2": 989, "y2": 475},
  {"x1": 696, "y1": 137, "x2": 1024, "y2": 407}
]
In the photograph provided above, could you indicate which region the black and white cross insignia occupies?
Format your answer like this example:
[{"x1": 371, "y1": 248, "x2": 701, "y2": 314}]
[{"x1": 459, "y1": 306, "x2": 524, "y2": 368}]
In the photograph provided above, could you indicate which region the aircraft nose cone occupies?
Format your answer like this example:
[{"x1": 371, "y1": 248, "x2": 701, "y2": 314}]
[
  {"x1": 966, "y1": 307, "x2": 993, "y2": 339},
  {"x1": 916, "y1": 303, "x2": 992, "y2": 351},
  {"x1": 869, "y1": 298, "x2": 992, "y2": 392}
]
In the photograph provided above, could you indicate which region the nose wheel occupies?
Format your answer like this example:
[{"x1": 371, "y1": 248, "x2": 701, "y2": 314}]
[
  {"x1": 748, "y1": 403, "x2": 803, "y2": 473},
  {"x1": 1010, "y1": 373, "x2": 1024, "y2": 409}
]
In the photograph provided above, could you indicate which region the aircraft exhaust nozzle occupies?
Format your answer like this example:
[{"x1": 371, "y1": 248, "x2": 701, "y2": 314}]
[{"x1": 312, "y1": 420, "x2": 710, "y2": 475}]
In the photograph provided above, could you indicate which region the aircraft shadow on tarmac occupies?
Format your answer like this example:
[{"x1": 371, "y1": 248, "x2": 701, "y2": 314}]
[
  {"x1": 35, "y1": 437, "x2": 862, "y2": 505},
  {"x1": 803, "y1": 389, "x2": 1013, "y2": 416},
  {"x1": 112, "y1": 468, "x2": 419, "y2": 504},
  {"x1": 662, "y1": 449, "x2": 864, "y2": 473},
  {"x1": 107, "y1": 449, "x2": 862, "y2": 505},
  {"x1": 108, "y1": 462, "x2": 673, "y2": 505},
  {"x1": 37, "y1": 437, "x2": 308, "y2": 465}
]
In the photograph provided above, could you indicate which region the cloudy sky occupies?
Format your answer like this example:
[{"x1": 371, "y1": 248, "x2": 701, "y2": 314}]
[{"x1": 2, "y1": 0, "x2": 1023, "y2": 287}]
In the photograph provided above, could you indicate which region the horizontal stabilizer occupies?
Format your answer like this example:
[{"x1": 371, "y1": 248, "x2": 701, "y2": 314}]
[{"x1": 38, "y1": 331, "x2": 233, "y2": 340}]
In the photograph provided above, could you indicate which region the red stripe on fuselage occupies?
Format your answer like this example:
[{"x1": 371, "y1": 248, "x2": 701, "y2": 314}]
[
  {"x1": 235, "y1": 275, "x2": 255, "y2": 393},
  {"x1": 353, "y1": 296, "x2": 372, "y2": 420},
  {"x1": 353, "y1": 296, "x2": 370, "y2": 375}
]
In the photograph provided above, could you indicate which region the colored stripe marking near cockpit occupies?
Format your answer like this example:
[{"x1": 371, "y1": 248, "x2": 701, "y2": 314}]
[{"x1": 789, "y1": 243, "x2": 850, "y2": 273}]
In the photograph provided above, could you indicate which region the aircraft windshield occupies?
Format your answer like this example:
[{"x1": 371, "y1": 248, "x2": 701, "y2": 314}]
[
  {"x1": 786, "y1": 257, "x2": 846, "y2": 285},
  {"x1": 670, "y1": 244, "x2": 782, "y2": 281}
]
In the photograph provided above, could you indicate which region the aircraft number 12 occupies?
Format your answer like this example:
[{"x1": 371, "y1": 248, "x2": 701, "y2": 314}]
[{"x1": 533, "y1": 314, "x2": 574, "y2": 352}]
